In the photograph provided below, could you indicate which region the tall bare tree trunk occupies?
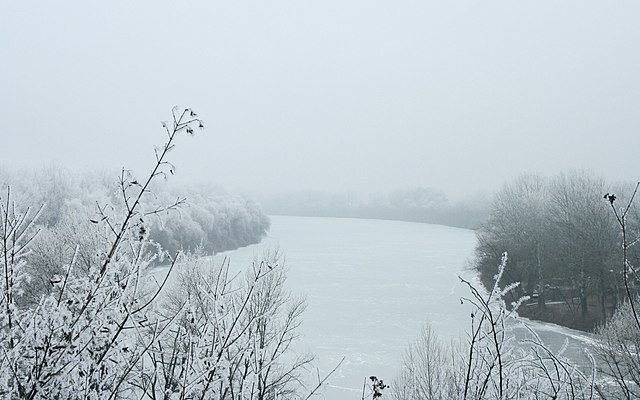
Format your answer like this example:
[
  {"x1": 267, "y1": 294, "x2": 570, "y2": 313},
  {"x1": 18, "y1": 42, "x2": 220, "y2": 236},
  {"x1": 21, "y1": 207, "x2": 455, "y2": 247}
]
[
  {"x1": 579, "y1": 268, "x2": 588, "y2": 317},
  {"x1": 600, "y1": 269, "x2": 606, "y2": 319},
  {"x1": 536, "y1": 242, "x2": 545, "y2": 311}
]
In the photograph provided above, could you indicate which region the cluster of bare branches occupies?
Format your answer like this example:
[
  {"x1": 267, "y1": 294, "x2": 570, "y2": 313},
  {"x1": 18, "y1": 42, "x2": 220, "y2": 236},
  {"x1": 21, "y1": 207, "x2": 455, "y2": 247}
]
[
  {"x1": 0, "y1": 108, "x2": 330, "y2": 399},
  {"x1": 595, "y1": 183, "x2": 640, "y2": 399},
  {"x1": 393, "y1": 254, "x2": 599, "y2": 400}
]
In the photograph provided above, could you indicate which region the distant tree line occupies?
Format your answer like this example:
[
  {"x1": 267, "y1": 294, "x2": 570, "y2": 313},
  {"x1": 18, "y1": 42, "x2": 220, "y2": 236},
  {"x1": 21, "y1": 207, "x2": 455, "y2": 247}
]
[
  {"x1": 0, "y1": 166, "x2": 270, "y2": 256},
  {"x1": 259, "y1": 187, "x2": 489, "y2": 229},
  {"x1": 474, "y1": 170, "x2": 640, "y2": 330}
]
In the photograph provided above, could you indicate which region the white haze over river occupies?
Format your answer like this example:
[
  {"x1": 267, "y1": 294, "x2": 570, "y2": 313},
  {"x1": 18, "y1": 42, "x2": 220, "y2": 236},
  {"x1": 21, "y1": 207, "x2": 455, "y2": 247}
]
[{"x1": 204, "y1": 216, "x2": 596, "y2": 399}]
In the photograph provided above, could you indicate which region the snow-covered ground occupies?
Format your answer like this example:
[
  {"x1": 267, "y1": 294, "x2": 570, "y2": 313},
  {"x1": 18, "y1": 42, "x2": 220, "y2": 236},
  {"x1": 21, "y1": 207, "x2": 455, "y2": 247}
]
[{"x1": 210, "y1": 215, "x2": 595, "y2": 400}]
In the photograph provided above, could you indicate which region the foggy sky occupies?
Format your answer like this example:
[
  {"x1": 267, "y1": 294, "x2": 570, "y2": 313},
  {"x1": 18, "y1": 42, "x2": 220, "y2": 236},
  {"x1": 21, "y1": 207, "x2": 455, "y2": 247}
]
[{"x1": 2, "y1": 1, "x2": 639, "y2": 199}]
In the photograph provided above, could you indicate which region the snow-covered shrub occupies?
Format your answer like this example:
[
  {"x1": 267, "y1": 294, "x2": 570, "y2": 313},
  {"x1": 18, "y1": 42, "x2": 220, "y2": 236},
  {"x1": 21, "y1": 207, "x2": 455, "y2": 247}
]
[
  {"x1": 0, "y1": 183, "x2": 152, "y2": 398},
  {"x1": 22, "y1": 210, "x2": 105, "y2": 307},
  {"x1": 147, "y1": 189, "x2": 270, "y2": 255},
  {"x1": 135, "y1": 252, "x2": 313, "y2": 399},
  {"x1": 596, "y1": 299, "x2": 640, "y2": 399}
]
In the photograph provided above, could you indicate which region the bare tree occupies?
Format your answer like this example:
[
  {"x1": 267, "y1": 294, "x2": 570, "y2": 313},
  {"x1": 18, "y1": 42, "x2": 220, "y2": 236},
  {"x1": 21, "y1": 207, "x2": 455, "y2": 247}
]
[
  {"x1": 476, "y1": 174, "x2": 549, "y2": 310},
  {"x1": 547, "y1": 171, "x2": 618, "y2": 319}
]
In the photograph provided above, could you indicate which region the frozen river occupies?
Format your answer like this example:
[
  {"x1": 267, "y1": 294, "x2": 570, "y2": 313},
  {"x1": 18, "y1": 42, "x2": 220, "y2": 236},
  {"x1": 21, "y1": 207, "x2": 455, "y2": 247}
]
[{"x1": 212, "y1": 216, "x2": 596, "y2": 400}]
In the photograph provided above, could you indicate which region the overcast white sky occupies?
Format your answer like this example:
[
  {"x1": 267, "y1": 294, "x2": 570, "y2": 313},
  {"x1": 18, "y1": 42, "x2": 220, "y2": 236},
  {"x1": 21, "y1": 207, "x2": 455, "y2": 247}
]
[{"x1": 1, "y1": 1, "x2": 639, "y2": 198}]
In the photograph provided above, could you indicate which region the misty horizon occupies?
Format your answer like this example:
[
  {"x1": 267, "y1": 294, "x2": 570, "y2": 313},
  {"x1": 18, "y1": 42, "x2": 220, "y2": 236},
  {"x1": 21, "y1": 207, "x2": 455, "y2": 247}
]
[{"x1": 3, "y1": 1, "x2": 640, "y2": 199}]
